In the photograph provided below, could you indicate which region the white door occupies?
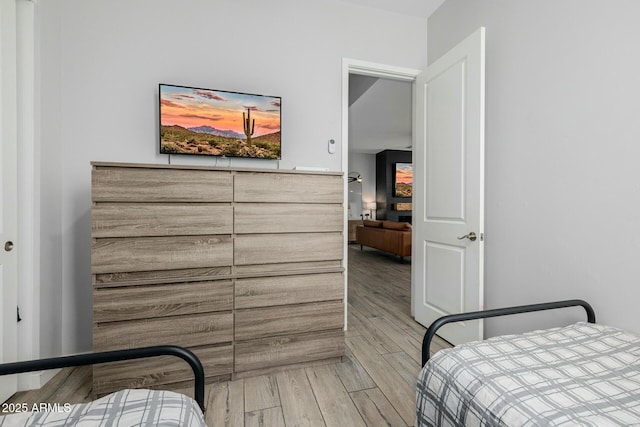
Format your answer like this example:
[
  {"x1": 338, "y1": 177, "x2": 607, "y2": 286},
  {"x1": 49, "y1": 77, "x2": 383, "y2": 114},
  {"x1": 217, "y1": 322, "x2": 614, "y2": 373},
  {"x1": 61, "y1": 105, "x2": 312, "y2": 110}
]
[
  {"x1": 412, "y1": 28, "x2": 485, "y2": 345},
  {"x1": 1, "y1": 0, "x2": 19, "y2": 403}
]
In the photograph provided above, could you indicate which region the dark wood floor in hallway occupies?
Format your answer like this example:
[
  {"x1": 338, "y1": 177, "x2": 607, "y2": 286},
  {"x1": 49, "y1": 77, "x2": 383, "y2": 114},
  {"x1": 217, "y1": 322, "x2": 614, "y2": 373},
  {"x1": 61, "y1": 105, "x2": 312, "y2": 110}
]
[{"x1": 3, "y1": 245, "x2": 450, "y2": 426}]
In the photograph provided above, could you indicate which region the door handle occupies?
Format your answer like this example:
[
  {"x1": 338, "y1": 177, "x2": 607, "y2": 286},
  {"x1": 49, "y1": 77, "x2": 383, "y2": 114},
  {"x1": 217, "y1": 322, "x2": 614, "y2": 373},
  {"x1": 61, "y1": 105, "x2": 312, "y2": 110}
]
[
  {"x1": 4, "y1": 241, "x2": 14, "y2": 252},
  {"x1": 457, "y1": 232, "x2": 477, "y2": 242}
]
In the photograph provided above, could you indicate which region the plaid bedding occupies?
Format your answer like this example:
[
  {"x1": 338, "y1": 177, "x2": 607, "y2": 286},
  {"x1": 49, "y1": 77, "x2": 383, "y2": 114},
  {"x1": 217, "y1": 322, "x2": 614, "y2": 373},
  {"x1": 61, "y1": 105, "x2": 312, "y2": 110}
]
[
  {"x1": 416, "y1": 322, "x2": 640, "y2": 426},
  {"x1": 0, "y1": 389, "x2": 206, "y2": 427}
]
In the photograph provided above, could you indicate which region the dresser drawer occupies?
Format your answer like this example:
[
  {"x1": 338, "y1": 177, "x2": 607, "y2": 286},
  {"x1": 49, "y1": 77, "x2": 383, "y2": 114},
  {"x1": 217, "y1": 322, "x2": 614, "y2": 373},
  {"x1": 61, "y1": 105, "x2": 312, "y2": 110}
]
[
  {"x1": 93, "y1": 312, "x2": 232, "y2": 352},
  {"x1": 234, "y1": 173, "x2": 342, "y2": 203},
  {"x1": 234, "y1": 203, "x2": 343, "y2": 234},
  {"x1": 92, "y1": 235, "x2": 233, "y2": 274},
  {"x1": 94, "y1": 266, "x2": 232, "y2": 288},
  {"x1": 93, "y1": 167, "x2": 233, "y2": 202},
  {"x1": 93, "y1": 344, "x2": 233, "y2": 396},
  {"x1": 235, "y1": 301, "x2": 344, "y2": 341},
  {"x1": 92, "y1": 204, "x2": 233, "y2": 238},
  {"x1": 235, "y1": 272, "x2": 343, "y2": 309},
  {"x1": 234, "y1": 233, "x2": 343, "y2": 265},
  {"x1": 93, "y1": 280, "x2": 233, "y2": 323},
  {"x1": 235, "y1": 330, "x2": 345, "y2": 373}
]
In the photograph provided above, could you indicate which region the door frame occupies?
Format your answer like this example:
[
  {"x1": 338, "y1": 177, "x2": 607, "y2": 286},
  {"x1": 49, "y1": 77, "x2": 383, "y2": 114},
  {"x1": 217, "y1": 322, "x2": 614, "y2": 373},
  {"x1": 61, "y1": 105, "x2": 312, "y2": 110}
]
[
  {"x1": 341, "y1": 58, "x2": 421, "y2": 329},
  {"x1": 2, "y1": 0, "x2": 45, "y2": 391},
  {"x1": 16, "y1": 0, "x2": 45, "y2": 389},
  {"x1": 1, "y1": 0, "x2": 20, "y2": 402}
]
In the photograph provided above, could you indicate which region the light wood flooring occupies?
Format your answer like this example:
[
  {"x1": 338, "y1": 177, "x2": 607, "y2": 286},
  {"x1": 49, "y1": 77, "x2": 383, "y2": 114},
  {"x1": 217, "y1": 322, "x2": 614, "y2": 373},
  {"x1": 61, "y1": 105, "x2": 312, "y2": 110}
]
[{"x1": 3, "y1": 245, "x2": 450, "y2": 426}]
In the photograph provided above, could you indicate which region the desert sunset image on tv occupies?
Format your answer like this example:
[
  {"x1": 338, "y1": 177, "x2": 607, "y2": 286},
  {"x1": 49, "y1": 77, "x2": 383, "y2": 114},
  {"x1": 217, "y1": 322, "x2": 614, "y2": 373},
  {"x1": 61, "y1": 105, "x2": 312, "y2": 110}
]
[
  {"x1": 395, "y1": 163, "x2": 413, "y2": 197},
  {"x1": 159, "y1": 84, "x2": 281, "y2": 159}
]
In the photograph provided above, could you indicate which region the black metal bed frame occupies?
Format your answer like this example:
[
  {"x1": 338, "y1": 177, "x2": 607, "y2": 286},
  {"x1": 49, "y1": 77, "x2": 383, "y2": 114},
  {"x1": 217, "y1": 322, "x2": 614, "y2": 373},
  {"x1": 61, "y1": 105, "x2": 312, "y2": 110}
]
[
  {"x1": 0, "y1": 345, "x2": 205, "y2": 413},
  {"x1": 421, "y1": 299, "x2": 596, "y2": 367}
]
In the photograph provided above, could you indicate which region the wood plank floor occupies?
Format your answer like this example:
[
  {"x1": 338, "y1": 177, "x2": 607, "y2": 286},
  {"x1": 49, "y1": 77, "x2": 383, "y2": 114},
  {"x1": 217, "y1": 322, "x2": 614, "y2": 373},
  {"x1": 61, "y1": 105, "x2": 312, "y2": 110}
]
[{"x1": 2, "y1": 245, "x2": 451, "y2": 426}]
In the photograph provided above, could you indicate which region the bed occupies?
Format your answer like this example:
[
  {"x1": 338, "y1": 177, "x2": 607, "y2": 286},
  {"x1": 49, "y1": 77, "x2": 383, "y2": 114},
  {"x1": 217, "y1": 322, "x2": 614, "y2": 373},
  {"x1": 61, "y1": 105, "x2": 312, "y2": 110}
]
[
  {"x1": 0, "y1": 346, "x2": 207, "y2": 426},
  {"x1": 417, "y1": 300, "x2": 640, "y2": 426}
]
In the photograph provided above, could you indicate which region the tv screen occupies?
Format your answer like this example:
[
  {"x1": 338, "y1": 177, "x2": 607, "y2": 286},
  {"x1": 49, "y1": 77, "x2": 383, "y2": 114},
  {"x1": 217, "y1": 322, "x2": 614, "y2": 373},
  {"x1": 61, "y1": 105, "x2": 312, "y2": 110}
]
[
  {"x1": 394, "y1": 163, "x2": 413, "y2": 197},
  {"x1": 159, "y1": 84, "x2": 281, "y2": 159}
]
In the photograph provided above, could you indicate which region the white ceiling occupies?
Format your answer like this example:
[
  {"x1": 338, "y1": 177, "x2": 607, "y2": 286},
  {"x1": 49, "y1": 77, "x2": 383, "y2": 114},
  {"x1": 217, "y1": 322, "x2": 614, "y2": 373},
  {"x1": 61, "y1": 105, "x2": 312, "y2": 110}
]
[
  {"x1": 349, "y1": 76, "x2": 412, "y2": 154},
  {"x1": 340, "y1": 0, "x2": 446, "y2": 19}
]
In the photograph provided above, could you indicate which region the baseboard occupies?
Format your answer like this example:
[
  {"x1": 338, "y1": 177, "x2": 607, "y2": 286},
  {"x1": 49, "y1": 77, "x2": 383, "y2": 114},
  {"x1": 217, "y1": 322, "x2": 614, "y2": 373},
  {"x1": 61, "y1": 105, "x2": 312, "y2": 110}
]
[{"x1": 17, "y1": 368, "x2": 60, "y2": 391}]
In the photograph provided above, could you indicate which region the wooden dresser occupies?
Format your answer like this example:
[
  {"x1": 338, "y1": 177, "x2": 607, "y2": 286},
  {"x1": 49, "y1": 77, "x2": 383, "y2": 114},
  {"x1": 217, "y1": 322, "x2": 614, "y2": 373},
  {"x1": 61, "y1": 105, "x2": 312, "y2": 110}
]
[{"x1": 91, "y1": 162, "x2": 345, "y2": 395}]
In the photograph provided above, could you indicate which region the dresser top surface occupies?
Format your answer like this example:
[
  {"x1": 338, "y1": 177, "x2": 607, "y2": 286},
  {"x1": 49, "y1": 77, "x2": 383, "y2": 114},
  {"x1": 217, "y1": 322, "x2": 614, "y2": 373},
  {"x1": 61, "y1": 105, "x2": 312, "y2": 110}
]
[{"x1": 91, "y1": 161, "x2": 343, "y2": 176}]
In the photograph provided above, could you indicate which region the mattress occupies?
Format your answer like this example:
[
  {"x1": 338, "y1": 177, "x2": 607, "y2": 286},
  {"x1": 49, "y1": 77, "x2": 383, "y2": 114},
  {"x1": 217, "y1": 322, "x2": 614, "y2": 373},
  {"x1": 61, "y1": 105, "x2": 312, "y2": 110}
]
[
  {"x1": 0, "y1": 389, "x2": 206, "y2": 427},
  {"x1": 416, "y1": 322, "x2": 640, "y2": 426}
]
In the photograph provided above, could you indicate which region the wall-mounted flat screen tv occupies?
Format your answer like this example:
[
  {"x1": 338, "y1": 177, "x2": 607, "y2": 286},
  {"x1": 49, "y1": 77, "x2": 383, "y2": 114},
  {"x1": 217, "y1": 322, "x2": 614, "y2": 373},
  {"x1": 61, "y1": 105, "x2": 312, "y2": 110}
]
[
  {"x1": 394, "y1": 163, "x2": 413, "y2": 197},
  {"x1": 159, "y1": 84, "x2": 281, "y2": 159}
]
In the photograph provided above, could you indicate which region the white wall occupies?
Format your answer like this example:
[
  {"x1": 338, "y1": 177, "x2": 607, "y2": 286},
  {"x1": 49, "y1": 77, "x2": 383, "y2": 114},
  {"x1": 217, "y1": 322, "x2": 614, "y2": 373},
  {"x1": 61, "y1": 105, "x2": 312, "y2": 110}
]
[
  {"x1": 429, "y1": 0, "x2": 640, "y2": 336},
  {"x1": 36, "y1": 0, "x2": 427, "y2": 354},
  {"x1": 36, "y1": 1, "x2": 63, "y2": 359}
]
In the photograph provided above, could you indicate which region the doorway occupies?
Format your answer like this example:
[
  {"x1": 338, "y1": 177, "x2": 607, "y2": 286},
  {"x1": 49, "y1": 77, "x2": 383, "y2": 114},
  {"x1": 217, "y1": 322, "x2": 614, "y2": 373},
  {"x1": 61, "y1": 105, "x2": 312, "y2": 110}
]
[
  {"x1": 343, "y1": 28, "x2": 486, "y2": 344},
  {"x1": 341, "y1": 59, "x2": 421, "y2": 330}
]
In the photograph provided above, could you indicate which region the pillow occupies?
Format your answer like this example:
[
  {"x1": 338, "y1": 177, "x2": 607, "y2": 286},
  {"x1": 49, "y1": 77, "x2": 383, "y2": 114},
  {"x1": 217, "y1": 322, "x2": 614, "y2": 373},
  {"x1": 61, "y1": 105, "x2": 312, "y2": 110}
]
[
  {"x1": 363, "y1": 220, "x2": 383, "y2": 228},
  {"x1": 382, "y1": 221, "x2": 411, "y2": 231}
]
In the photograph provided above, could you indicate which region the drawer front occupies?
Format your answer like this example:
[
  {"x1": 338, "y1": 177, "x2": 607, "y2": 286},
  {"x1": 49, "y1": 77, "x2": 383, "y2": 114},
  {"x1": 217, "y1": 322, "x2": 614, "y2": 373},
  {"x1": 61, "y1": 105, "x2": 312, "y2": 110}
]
[
  {"x1": 93, "y1": 280, "x2": 233, "y2": 323},
  {"x1": 235, "y1": 330, "x2": 345, "y2": 373},
  {"x1": 235, "y1": 273, "x2": 344, "y2": 309},
  {"x1": 92, "y1": 204, "x2": 232, "y2": 238},
  {"x1": 234, "y1": 173, "x2": 342, "y2": 203},
  {"x1": 235, "y1": 301, "x2": 344, "y2": 341},
  {"x1": 93, "y1": 312, "x2": 232, "y2": 352},
  {"x1": 93, "y1": 167, "x2": 233, "y2": 202},
  {"x1": 94, "y1": 266, "x2": 232, "y2": 288},
  {"x1": 234, "y1": 203, "x2": 343, "y2": 234},
  {"x1": 234, "y1": 233, "x2": 343, "y2": 265},
  {"x1": 93, "y1": 344, "x2": 233, "y2": 395},
  {"x1": 92, "y1": 235, "x2": 233, "y2": 274},
  {"x1": 234, "y1": 260, "x2": 341, "y2": 276}
]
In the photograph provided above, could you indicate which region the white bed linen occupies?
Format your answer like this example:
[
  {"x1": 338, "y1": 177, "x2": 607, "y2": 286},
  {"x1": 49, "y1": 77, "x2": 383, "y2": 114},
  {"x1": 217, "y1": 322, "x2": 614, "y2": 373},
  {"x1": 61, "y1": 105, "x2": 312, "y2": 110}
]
[
  {"x1": 417, "y1": 322, "x2": 640, "y2": 426},
  {"x1": 0, "y1": 389, "x2": 206, "y2": 427}
]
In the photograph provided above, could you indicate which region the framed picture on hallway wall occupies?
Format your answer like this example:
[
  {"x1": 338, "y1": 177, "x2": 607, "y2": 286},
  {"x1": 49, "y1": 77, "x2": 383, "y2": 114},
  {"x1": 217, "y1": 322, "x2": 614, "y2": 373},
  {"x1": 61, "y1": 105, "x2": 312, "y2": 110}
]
[{"x1": 394, "y1": 163, "x2": 412, "y2": 197}]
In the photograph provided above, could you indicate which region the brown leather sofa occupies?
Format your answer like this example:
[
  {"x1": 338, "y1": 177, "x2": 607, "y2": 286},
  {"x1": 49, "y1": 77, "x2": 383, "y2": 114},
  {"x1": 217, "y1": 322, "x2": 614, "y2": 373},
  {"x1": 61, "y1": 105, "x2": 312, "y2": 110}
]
[{"x1": 355, "y1": 220, "x2": 412, "y2": 262}]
